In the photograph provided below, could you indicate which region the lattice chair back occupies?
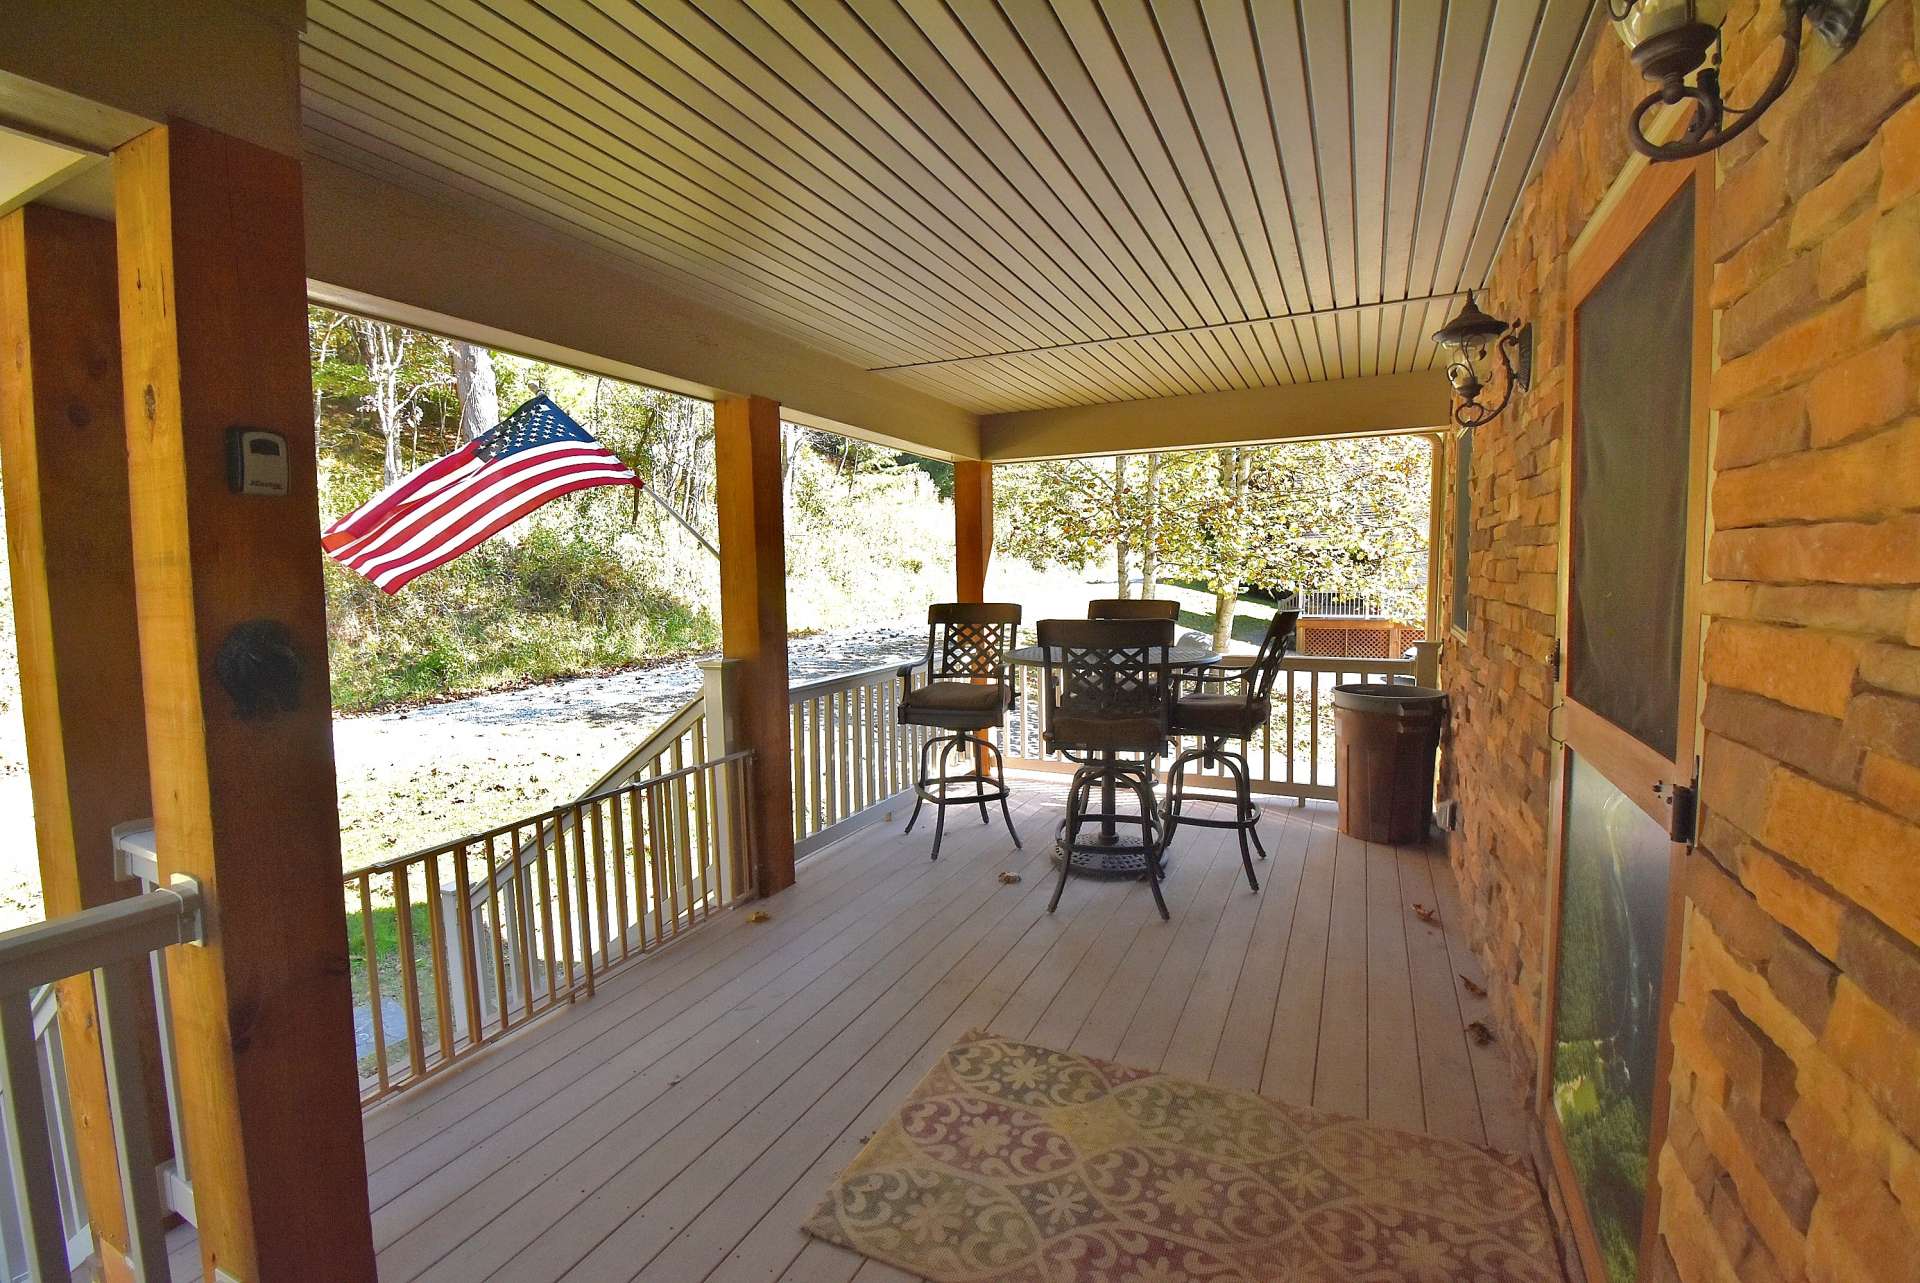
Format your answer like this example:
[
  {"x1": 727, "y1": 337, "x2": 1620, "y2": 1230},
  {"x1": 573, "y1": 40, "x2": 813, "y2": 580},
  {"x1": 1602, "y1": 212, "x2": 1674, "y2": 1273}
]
[
  {"x1": 1086, "y1": 598, "x2": 1179, "y2": 622},
  {"x1": 1244, "y1": 608, "x2": 1301, "y2": 706},
  {"x1": 924, "y1": 603, "x2": 1020, "y2": 684},
  {"x1": 1036, "y1": 618, "x2": 1175, "y2": 756}
]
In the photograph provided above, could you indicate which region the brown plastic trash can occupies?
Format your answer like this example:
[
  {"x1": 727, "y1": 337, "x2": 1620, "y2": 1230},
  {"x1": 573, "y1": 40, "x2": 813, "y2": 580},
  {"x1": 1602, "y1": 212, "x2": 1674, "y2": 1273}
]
[{"x1": 1332, "y1": 683, "x2": 1447, "y2": 844}]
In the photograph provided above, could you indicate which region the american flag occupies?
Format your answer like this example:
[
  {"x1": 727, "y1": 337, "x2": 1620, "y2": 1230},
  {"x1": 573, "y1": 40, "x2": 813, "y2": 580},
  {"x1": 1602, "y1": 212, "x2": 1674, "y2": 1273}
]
[{"x1": 323, "y1": 395, "x2": 641, "y2": 594}]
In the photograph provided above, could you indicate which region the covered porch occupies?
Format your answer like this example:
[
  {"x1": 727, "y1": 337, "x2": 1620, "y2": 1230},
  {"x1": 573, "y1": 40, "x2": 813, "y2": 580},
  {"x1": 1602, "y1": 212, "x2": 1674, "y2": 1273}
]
[
  {"x1": 2, "y1": 1, "x2": 1917, "y2": 1282},
  {"x1": 177, "y1": 785, "x2": 1523, "y2": 1282}
]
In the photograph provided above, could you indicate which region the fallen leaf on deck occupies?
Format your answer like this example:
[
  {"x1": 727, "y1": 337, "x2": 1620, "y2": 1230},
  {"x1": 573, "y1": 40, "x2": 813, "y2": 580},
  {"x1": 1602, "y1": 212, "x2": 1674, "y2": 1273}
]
[
  {"x1": 998, "y1": 872, "x2": 1023, "y2": 884},
  {"x1": 1412, "y1": 903, "x2": 1438, "y2": 924},
  {"x1": 1466, "y1": 1021, "x2": 1495, "y2": 1046},
  {"x1": 747, "y1": 910, "x2": 771, "y2": 923},
  {"x1": 1460, "y1": 975, "x2": 1487, "y2": 998}
]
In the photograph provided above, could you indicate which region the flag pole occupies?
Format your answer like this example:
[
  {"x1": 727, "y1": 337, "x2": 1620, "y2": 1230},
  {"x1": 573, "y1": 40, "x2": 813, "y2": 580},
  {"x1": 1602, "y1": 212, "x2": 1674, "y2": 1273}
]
[{"x1": 640, "y1": 478, "x2": 720, "y2": 559}]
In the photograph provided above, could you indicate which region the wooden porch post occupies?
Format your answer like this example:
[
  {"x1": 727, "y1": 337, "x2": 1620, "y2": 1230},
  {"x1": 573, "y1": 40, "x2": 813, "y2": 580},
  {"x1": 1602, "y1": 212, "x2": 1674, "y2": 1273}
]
[
  {"x1": 714, "y1": 396, "x2": 796, "y2": 894},
  {"x1": 0, "y1": 203, "x2": 162, "y2": 1281},
  {"x1": 953, "y1": 459, "x2": 992, "y2": 602},
  {"x1": 112, "y1": 121, "x2": 376, "y2": 1281}
]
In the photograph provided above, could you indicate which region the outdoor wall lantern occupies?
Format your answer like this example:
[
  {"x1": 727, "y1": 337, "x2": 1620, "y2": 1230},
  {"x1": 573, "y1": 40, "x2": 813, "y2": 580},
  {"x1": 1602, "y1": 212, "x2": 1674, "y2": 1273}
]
[
  {"x1": 1611, "y1": 0, "x2": 1867, "y2": 161},
  {"x1": 1433, "y1": 292, "x2": 1531, "y2": 429}
]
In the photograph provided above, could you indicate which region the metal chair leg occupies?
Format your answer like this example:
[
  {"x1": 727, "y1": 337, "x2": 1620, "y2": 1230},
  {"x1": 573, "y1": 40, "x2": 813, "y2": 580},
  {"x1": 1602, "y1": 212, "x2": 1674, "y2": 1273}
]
[
  {"x1": 991, "y1": 737, "x2": 1022, "y2": 848},
  {"x1": 1221, "y1": 751, "x2": 1259, "y2": 892},
  {"x1": 929, "y1": 737, "x2": 959, "y2": 860},
  {"x1": 1132, "y1": 773, "x2": 1171, "y2": 920},
  {"x1": 1162, "y1": 752, "x2": 1184, "y2": 849},
  {"x1": 1049, "y1": 770, "x2": 1090, "y2": 913},
  {"x1": 904, "y1": 733, "x2": 937, "y2": 835}
]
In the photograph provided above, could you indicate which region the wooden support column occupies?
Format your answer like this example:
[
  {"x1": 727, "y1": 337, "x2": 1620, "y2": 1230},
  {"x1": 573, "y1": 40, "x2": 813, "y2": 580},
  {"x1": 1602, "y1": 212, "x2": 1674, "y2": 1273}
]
[
  {"x1": 0, "y1": 203, "x2": 159, "y2": 1281},
  {"x1": 954, "y1": 459, "x2": 992, "y2": 602},
  {"x1": 714, "y1": 395, "x2": 796, "y2": 895},
  {"x1": 112, "y1": 121, "x2": 375, "y2": 1282}
]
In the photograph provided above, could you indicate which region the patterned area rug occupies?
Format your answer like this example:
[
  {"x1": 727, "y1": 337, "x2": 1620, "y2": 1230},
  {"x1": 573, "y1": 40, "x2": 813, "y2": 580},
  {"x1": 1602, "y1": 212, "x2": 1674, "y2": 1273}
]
[{"x1": 804, "y1": 1030, "x2": 1562, "y2": 1283}]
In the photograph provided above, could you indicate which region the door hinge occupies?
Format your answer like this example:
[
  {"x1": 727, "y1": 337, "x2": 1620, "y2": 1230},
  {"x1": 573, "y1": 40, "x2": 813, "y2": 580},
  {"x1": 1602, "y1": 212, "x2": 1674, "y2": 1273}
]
[
  {"x1": 1656, "y1": 765, "x2": 1700, "y2": 846},
  {"x1": 1547, "y1": 641, "x2": 1561, "y2": 683}
]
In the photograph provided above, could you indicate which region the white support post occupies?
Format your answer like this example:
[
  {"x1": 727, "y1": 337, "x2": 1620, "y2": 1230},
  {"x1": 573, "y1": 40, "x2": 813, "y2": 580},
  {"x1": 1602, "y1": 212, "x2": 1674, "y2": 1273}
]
[{"x1": 699, "y1": 660, "x2": 748, "y2": 896}]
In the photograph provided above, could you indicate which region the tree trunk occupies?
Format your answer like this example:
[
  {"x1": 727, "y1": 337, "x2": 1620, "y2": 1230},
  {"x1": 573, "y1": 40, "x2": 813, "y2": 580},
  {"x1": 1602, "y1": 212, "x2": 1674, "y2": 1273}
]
[
  {"x1": 1141, "y1": 452, "x2": 1160, "y2": 597},
  {"x1": 450, "y1": 340, "x2": 499, "y2": 441},
  {"x1": 1211, "y1": 448, "x2": 1247, "y2": 652},
  {"x1": 1112, "y1": 455, "x2": 1132, "y2": 598},
  {"x1": 353, "y1": 317, "x2": 411, "y2": 486}
]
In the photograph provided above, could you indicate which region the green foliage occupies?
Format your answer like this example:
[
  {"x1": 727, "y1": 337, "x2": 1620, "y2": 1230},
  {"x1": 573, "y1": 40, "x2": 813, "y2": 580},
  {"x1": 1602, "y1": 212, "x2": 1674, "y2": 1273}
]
[
  {"x1": 312, "y1": 307, "x2": 958, "y2": 711},
  {"x1": 995, "y1": 436, "x2": 1432, "y2": 621},
  {"x1": 314, "y1": 306, "x2": 723, "y2": 710},
  {"x1": 781, "y1": 426, "x2": 953, "y2": 630}
]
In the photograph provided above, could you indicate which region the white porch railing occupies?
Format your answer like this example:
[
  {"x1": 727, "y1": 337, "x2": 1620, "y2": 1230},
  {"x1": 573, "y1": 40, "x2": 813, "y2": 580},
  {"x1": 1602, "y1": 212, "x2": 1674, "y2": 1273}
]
[
  {"x1": 0, "y1": 873, "x2": 203, "y2": 1282},
  {"x1": 353, "y1": 744, "x2": 754, "y2": 1106},
  {"x1": 789, "y1": 660, "x2": 931, "y2": 858}
]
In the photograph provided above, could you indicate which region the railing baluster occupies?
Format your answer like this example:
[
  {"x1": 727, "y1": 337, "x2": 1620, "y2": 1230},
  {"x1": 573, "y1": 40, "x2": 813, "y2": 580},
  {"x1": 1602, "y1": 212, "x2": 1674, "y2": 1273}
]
[
  {"x1": 833, "y1": 688, "x2": 848, "y2": 819},
  {"x1": 849, "y1": 684, "x2": 864, "y2": 814},
  {"x1": 573, "y1": 806, "x2": 595, "y2": 998},
  {"x1": 694, "y1": 763, "x2": 715, "y2": 914},
  {"x1": 452, "y1": 843, "x2": 483, "y2": 1048},
  {"x1": 0, "y1": 990, "x2": 73, "y2": 1283},
  {"x1": 590, "y1": 801, "x2": 611, "y2": 970},
  {"x1": 94, "y1": 958, "x2": 170, "y2": 1281},
  {"x1": 1286, "y1": 669, "x2": 1299, "y2": 788},
  {"x1": 509, "y1": 826, "x2": 536, "y2": 1020},
  {"x1": 671, "y1": 742, "x2": 693, "y2": 920},
  {"x1": 809, "y1": 694, "x2": 825, "y2": 836},
  {"x1": 551, "y1": 810, "x2": 577, "y2": 995},
  {"x1": 627, "y1": 787, "x2": 649, "y2": 953},
  {"x1": 1310, "y1": 669, "x2": 1322, "y2": 787},
  {"x1": 393, "y1": 867, "x2": 426, "y2": 1082},
  {"x1": 889, "y1": 677, "x2": 906, "y2": 797},
  {"x1": 790, "y1": 700, "x2": 806, "y2": 840},
  {"x1": 609, "y1": 795, "x2": 630, "y2": 962},
  {"x1": 358, "y1": 874, "x2": 389, "y2": 1093},
  {"x1": 535, "y1": 823, "x2": 558, "y2": 1003},
  {"x1": 477, "y1": 835, "x2": 506, "y2": 1032},
  {"x1": 424, "y1": 851, "x2": 455, "y2": 1066},
  {"x1": 863, "y1": 684, "x2": 879, "y2": 808},
  {"x1": 675, "y1": 771, "x2": 698, "y2": 923},
  {"x1": 648, "y1": 785, "x2": 668, "y2": 943}
]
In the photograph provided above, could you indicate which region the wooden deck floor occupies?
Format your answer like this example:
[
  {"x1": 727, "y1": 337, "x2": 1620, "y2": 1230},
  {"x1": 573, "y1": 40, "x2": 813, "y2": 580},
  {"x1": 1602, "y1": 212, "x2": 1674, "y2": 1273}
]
[{"x1": 169, "y1": 779, "x2": 1529, "y2": 1281}]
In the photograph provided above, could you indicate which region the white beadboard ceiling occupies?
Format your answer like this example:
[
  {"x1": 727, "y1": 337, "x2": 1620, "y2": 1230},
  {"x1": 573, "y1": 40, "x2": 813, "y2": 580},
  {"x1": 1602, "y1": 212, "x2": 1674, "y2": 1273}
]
[{"x1": 299, "y1": 0, "x2": 1598, "y2": 415}]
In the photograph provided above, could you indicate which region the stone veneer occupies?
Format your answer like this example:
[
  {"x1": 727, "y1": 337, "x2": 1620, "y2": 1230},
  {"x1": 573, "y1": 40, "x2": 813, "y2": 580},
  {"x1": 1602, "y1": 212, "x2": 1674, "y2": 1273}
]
[{"x1": 1435, "y1": 2, "x2": 1920, "y2": 1280}]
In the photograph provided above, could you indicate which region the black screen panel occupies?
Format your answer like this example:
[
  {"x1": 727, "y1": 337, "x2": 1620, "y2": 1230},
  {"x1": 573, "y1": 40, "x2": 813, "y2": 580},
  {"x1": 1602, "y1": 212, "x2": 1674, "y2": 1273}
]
[{"x1": 1570, "y1": 186, "x2": 1695, "y2": 760}]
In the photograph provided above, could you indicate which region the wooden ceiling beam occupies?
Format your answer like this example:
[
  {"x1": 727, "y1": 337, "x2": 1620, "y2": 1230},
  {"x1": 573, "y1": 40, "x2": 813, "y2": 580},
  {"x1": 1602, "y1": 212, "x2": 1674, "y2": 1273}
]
[{"x1": 978, "y1": 371, "x2": 1449, "y2": 462}]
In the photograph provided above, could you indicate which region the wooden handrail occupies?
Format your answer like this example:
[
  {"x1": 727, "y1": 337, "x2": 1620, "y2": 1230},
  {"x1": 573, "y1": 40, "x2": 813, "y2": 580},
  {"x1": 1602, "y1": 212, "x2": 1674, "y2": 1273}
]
[{"x1": 786, "y1": 656, "x2": 922, "y2": 700}]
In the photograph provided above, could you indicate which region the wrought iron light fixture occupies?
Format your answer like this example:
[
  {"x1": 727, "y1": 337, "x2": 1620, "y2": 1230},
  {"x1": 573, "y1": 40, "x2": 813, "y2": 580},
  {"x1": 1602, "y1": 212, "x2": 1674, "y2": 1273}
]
[
  {"x1": 1611, "y1": 0, "x2": 1868, "y2": 161},
  {"x1": 1433, "y1": 292, "x2": 1531, "y2": 429}
]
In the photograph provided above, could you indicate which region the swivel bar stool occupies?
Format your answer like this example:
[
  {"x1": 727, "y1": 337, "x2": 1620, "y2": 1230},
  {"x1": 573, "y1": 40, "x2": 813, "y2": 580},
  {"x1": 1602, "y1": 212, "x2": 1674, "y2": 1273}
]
[
  {"x1": 1163, "y1": 608, "x2": 1299, "y2": 891},
  {"x1": 898, "y1": 603, "x2": 1022, "y2": 859},
  {"x1": 1037, "y1": 617, "x2": 1176, "y2": 920}
]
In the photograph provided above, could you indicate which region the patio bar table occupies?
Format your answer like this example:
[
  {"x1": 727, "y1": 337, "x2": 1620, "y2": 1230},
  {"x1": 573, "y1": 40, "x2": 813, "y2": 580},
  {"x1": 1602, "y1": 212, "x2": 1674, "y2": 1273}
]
[{"x1": 1010, "y1": 639, "x2": 1223, "y2": 876}]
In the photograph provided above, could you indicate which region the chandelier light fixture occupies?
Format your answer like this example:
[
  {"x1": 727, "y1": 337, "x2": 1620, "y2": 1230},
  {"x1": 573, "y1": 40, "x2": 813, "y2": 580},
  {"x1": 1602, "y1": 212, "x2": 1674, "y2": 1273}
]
[
  {"x1": 1433, "y1": 293, "x2": 1531, "y2": 429},
  {"x1": 1611, "y1": 0, "x2": 1868, "y2": 161}
]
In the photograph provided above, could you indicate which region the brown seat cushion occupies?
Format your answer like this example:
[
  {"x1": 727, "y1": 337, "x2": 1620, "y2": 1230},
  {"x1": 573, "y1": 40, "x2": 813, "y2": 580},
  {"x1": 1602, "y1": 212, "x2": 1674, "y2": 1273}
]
[
  {"x1": 1170, "y1": 693, "x2": 1265, "y2": 739},
  {"x1": 902, "y1": 681, "x2": 1008, "y2": 713}
]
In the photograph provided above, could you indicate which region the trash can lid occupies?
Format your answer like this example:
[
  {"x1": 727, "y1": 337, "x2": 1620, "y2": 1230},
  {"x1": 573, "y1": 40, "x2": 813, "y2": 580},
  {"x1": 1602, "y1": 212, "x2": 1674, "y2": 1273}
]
[{"x1": 1330, "y1": 683, "x2": 1447, "y2": 713}]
